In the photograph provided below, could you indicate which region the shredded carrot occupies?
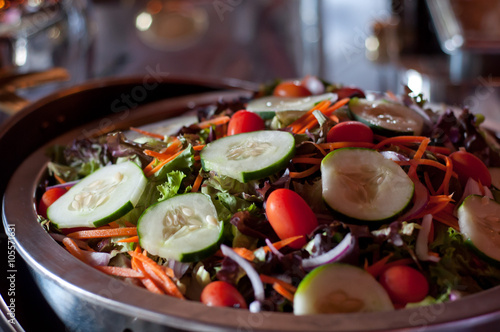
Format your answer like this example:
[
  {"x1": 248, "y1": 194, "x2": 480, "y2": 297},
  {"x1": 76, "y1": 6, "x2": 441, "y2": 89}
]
[
  {"x1": 329, "y1": 114, "x2": 340, "y2": 123},
  {"x1": 261, "y1": 235, "x2": 304, "y2": 253},
  {"x1": 318, "y1": 142, "x2": 375, "y2": 150},
  {"x1": 131, "y1": 258, "x2": 165, "y2": 294},
  {"x1": 273, "y1": 283, "x2": 295, "y2": 302},
  {"x1": 433, "y1": 212, "x2": 460, "y2": 230},
  {"x1": 54, "y1": 174, "x2": 66, "y2": 184},
  {"x1": 435, "y1": 154, "x2": 453, "y2": 195},
  {"x1": 304, "y1": 141, "x2": 328, "y2": 156},
  {"x1": 373, "y1": 136, "x2": 429, "y2": 150},
  {"x1": 116, "y1": 236, "x2": 139, "y2": 243},
  {"x1": 67, "y1": 227, "x2": 137, "y2": 240},
  {"x1": 198, "y1": 116, "x2": 230, "y2": 129},
  {"x1": 143, "y1": 158, "x2": 156, "y2": 174},
  {"x1": 385, "y1": 90, "x2": 398, "y2": 101},
  {"x1": 322, "y1": 97, "x2": 351, "y2": 117},
  {"x1": 365, "y1": 253, "x2": 394, "y2": 278},
  {"x1": 408, "y1": 138, "x2": 430, "y2": 179},
  {"x1": 144, "y1": 149, "x2": 169, "y2": 160},
  {"x1": 128, "y1": 250, "x2": 184, "y2": 299},
  {"x1": 232, "y1": 247, "x2": 255, "y2": 261},
  {"x1": 95, "y1": 265, "x2": 144, "y2": 278},
  {"x1": 413, "y1": 196, "x2": 454, "y2": 219},
  {"x1": 260, "y1": 274, "x2": 297, "y2": 293},
  {"x1": 191, "y1": 172, "x2": 204, "y2": 192},
  {"x1": 297, "y1": 98, "x2": 351, "y2": 134},
  {"x1": 291, "y1": 157, "x2": 323, "y2": 164},
  {"x1": 108, "y1": 221, "x2": 120, "y2": 228},
  {"x1": 62, "y1": 237, "x2": 88, "y2": 263},
  {"x1": 145, "y1": 149, "x2": 184, "y2": 177},
  {"x1": 123, "y1": 220, "x2": 136, "y2": 227},
  {"x1": 193, "y1": 144, "x2": 206, "y2": 151},
  {"x1": 423, "y1": 172, "x2": 437, "y2": 195},
  {"x1": 130, "y1": 127, "x2": 165, "y2": 140},
  {"x1": 289, "y1": 164, "x2": 320, "y2": 179},
  {"x1": 288, "y1": 100, "x2": 331, "y2": 134}
]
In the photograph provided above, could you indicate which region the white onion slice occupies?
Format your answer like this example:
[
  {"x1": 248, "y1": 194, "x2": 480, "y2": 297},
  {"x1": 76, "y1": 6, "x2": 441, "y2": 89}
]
[
  {"x1": 380, "y1": 151, "x2": 410, "y2": 162},
  {"x1": 82, "y1": 251, "x2": 111, "y2": 266},
  {"x1": 416, "y1": 214, "x2": 440, "y2": 262},
  {"x1": 220, "y1": 244, "x2": 264, "y2": 311},
  {"x1": 265, "y1": 238, "x2": 284, "y2": 258},
  {"x1": 301, "y1": 233, "x2": 355, "y2": 270}
]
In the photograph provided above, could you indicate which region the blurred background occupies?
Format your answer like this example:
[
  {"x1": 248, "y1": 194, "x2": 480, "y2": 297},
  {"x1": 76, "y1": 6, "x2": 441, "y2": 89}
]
[
  {"x1": 1, "y1": 0, "x2": 500, "y2": 124},
  {"x1": 1, "y1": 0, "x2": 500, "y2": 330}
]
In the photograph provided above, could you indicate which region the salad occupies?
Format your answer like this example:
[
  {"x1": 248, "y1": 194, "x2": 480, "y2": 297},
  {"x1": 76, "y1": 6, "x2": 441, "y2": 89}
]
[{"x1": 37, "y1": 76, "x2": 500, "y2": 315}]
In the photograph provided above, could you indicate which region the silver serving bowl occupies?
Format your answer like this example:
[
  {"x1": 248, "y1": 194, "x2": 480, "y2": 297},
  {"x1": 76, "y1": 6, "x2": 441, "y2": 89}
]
[{"x1": 2, "y1": 77, "x2": 500, "y2": 332}]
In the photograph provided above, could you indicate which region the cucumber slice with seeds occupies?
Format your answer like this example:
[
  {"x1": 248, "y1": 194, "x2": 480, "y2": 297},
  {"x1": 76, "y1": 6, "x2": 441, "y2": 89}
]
[
  {"x1": 458, "y1": 195, "x2": 500, "y2": 263},
  {"x1": 47, "y1": 161, "x2": 147, "y2": 228},
  {"x1": 200, "y1": 130, "x2": 295, "y2": 183},
  {"x1": 321, "y1": 148, "x2": 414, "y2": 223},
  {"x1": 138, "y1": 193, "x2": 223, "y2": 262},
  {"x1": 348, "y1": 98, "x2": 424, "y2": 136}
]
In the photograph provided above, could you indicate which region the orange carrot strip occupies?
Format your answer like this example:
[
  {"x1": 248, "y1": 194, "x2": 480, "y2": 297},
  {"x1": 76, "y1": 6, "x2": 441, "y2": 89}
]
[
  {"x1": 435, "y1": 155, "x2": 453, "y2": 195},
  {"x1": 128, "y1": 251, "x2": 184, "y2": 299},
  {"x1": 108, "y1": 221, "x2": 120, "y2": 228},
  {"x1": 116, "y1": 236, "x2": 139, "y2": 243},
  {"x1": 54, "y1": 174, "x2": 66, "y2": 184},
  {"x1": 131, "y1": 258, "x2": 165, "y2": 294},
  {"x1": 191, "y1": 172, "x2": 204, "y2": 193},
  {"x1": 143, "y1": 158, "x2": 156, "y2": 173},
  {"x1": 198, "y1": 116, "x2": 231, "y2": 129},
  {"x1": 433, "y1": 212, "x2": 460, "y2": 230},
  {"x1": 365, "y1": 253, "x2": 394, "y2": 278},
  {"x1": 260, "y1": 274, "x2": 297, "y2": 293},
  {"x1": 233, "y1": 247, "x2": 256, "y2": 261},
  {"x1": 261, "y1": 235, "x2": 304, "y2": 253},
  {"x1": 130, "y1": 127, "x2": 165, "y2": 140},
  {"x1": 423, "y1": 172, "x2": 437, "y2": 195},
  {"x1": 62, "y1": 237, "x2": 89, "y2": 263},
  {"x1": 296, "y1": 100, "x2": 336, "y2": 134},
  {"x1": 144, "y1": 149, "x2": 170, "y2": 160},
  {"x1": 273, "y1": 283, "x2": 294, "y2": 302},
  {"x1": 193, "y1": 144, "x2": 206, "y2": 151},
  {"x1": 288, "y1": 100, "x2": 331, "y2": 133},
  {"x1": 322, "y1": 97, "x2": 351, "y2": 117},
  {"x1": 414, "y1": 199, "x2": 453, "y2": 219},
  {"x1": 95, "y1": 265, "x2": 144, "y2": 278},
  {"x1": 66, "y1": 227, "x2": 137, "y2": 240},
  {"x1": 318, "y1": 142, "x2": 375, "y2": 150},
  {"x1": 373, "y1": 136, "x2": 429, "y2": 150},
  {"x1": 291, "y1": 157, "x2": 323, "y2": 165},
  {"x1": 289, "y1": 164, "x2": 320, "y2": 179},
  {"x1": 408, "y1": 138, "x2": 430, "y2": 179},
  {"x1": 304, "y1": 141, "x2": 328, "y2": 156},
  {"x1": 145, "y1": 150, "x2": 184, "y2": 177}
]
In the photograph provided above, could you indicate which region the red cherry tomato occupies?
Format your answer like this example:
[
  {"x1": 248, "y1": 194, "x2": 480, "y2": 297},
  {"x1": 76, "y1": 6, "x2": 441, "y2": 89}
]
[
  {"x1": 227, "y1": 110, "x2": 265, "y2": 136},
  {"x1": 273, "y1": 81, "x2": 312, "y2": 98},
  {"x1": 200, "y1": 281, "x2": 247, "y2": 309},
  {"x1": 265, "y1": 188, "x2": 318, "y2": 249},
  {"x1": 326, "y1": 121, "x2": 374, "y2": 143},
  {"x1": 378, "y1": 265, "x2": 429, "y2": 305},
  {"x1": 334, "y1": 87, "x2": 365, "y2": 100},
  {"x1": 38, "y1": 187, "x2": 68, "y2": 218},
  {"x1": 449, "y1": 150, "x2": 491, "y2": 187}
]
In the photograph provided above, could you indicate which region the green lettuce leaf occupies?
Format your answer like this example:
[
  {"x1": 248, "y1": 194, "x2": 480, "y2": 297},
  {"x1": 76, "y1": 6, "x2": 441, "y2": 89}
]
[{"x1": 157, "y1": 170, "x2": 187, "y2": 202}]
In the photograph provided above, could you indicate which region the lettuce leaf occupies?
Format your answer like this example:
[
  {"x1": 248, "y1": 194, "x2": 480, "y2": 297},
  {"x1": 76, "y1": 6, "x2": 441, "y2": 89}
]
[{"x1": 157, "y1": 170, "x2": 187, "y2": 202}]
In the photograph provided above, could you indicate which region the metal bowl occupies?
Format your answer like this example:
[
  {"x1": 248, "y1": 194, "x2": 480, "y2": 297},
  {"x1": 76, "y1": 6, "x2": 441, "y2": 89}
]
[{"x1": 2, "y1": 77, "x2": 500, "y2": 332}]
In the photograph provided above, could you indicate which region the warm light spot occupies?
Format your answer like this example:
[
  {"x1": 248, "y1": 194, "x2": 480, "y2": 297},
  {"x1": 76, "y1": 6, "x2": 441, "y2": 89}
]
[
  {"x1": 135, "y1": 12, "x2": 153, "y2": 31},
  {"x1": 147, "y1": 0, "x2": 162, "y2": 15},
  {"x1": 0, "y1": 0, "x2": 6, "y2": 9}
]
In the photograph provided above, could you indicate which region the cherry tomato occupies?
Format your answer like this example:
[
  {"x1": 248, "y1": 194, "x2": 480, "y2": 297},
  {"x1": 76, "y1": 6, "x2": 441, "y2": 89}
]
[
  {"x1": 265, "y1": 188, "x2": 318, "y2": 249},
  {"x1": 449, "y1": 150, "x2": 491, "y2": 187},
  {"x1": 273, "y1": 81, "x2": 312, "y2": 98},
  {"x1": 38, "y1": 187, "x2": 68, "y2": 218},
  {"x1": 326, "y1": 121, "x2": 374, "y2": 143},
  {"x1": 378, "y1": 265, "x2": 429, "y2": 305},
  {"x1": 334, "y1": 87, "x2": 365, "y2": 100},
  {"x1": 200, "y1": 281, "x2": 247, "y2": 309},
  {"x1": 227, "y1": 110, "x2": 265, "y2": 136}
]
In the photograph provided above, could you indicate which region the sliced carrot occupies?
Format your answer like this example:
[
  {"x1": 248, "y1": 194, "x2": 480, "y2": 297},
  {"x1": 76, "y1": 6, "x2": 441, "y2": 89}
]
[
  {"x1": 317, "y1": 142, "x2": 375, "y2": 150},
  {"x1": 130, "y1": 127, "x2": 165, "y2": 140},
  {"x1": 191, "y1": 172, "x2": 204, "y2": 192},
  {"x1": 94, "y1": 265, "x2": 144, "y2": 278},
  {"x1": 435, "y1": 154, "x2": 453, "y2": 195},
  {"x1": 373, "y1": 136, "x2": 429, "y2": 150},
  {"x1": 288, "y1": 100, "x2": 331, "y2": 134},
  {"x1": 304, "y1": 141, "x2": 328, "y2": 156},
  {"x1": 128, "y1": 250, "x2": 184, "y2": 299},
  {"x1": 408, "y1": 138, "x2": 430, "y2": 179},
  {"x1": 193, "y1": 144, "x2": 206, "y2": 151},
  {"x1": 322, "y1": 97, "x2": 351, "y2": 117},
  {"x1": 260, "y1": 274, "x2": 297, "y2": 293},
  {"x1": 365, "y1": 253, "x2": 394, "y2": 278},
  {"x1": 289, "y1": 164, "x2": 320, "y2": 179},
  {"x1": 143, "y1": 158, "x2": 156, "y2": 174},
  {"x1": 291, "y1": 157, "x2": 323, "y2": 165},
  {"x1": 261, "y1": 235, "x2": 304, "y2": 253},
  {"x1": 62, "y1": 237, "x2": 88, "y2": 263},
  {"x1": 131, "y1": 258, "x2": 165, "y2": 294},
  {"x1": 66, "y1": 227, "x2": 137, "y2": 240},
  {"x1": 54, "y1": 174, "x2": 66, "y2": 184},
  {"x1": 232, "y1": 247, "x2": 255, "y2": 261},
  {"x1": 145, "y1": 149, "x2": 184, "y2": 177},
  {"x1": 116, "y1": 236, "x2": 139, "y2": 243},
  {"x1": 296, "y1": 100, "x2": 334, "y2": 134},
  {"x1": 433, "y1": 212, "x2": 459, "y2": 230},
  {"x1": 108, "y1": 221, "x2": 120, "y2": 228},
  {"x1": 198, "y1": 116, "x2": 231, "y2": 129},
  {"x1": 273, "y1": 283, "x2": 294, "y2": 302}
]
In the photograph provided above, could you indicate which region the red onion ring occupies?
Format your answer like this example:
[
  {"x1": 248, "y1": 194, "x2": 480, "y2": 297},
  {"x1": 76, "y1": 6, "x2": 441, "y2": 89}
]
[{"x1": 301, "y1": 233, "x2": 355, "y2": 271}]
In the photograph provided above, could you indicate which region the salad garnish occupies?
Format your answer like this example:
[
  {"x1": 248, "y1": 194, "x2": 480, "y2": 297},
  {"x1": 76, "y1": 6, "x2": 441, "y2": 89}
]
[{"x1": 37, "y1": 77, "x2": 500, "y2": 314}]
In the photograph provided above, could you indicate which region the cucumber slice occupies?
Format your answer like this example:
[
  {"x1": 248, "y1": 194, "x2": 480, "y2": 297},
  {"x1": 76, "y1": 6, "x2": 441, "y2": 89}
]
[
  {"x1": 457, "y1": 195, "x2": 500, "y2": 262},
  {"x1": 321, "y1": 148, "x2": 414, "y2": 223},
  {"x1": 247, "y1": 93, "x2": 336, "y2": 120},
  {"x1": 137, "y1": 193, "x2": 223, "y2": 262},
  {"x1": 200, "y1": 130, "x2": 295, "y2": 183},
  {"x1": 47, "y1": 161, "x2": 147, "y2": 228},
  {"x1": 348, "y1": 98, "x2": 424, "y2": 136},
  {"x1": 294, "y1": 263, "x2": 394, "y2": 315}
]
